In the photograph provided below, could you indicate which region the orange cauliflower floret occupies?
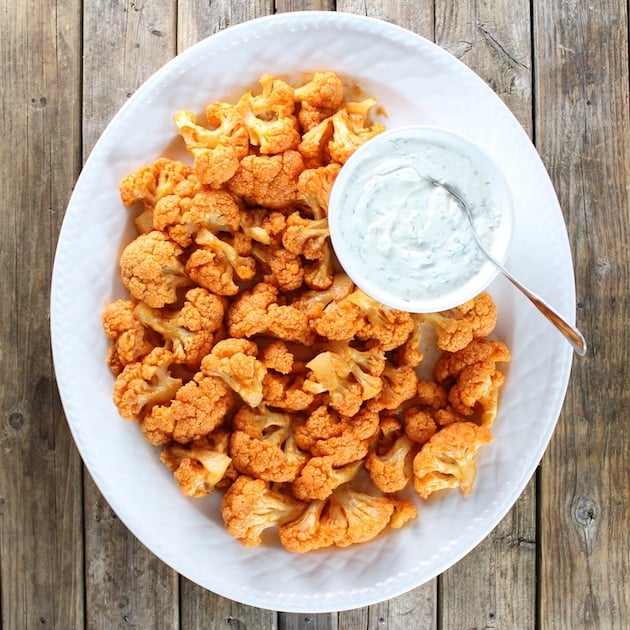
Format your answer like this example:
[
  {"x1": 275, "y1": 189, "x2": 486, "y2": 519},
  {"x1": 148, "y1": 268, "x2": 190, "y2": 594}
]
[
  {"x1": 200, "y1": 338, "x2": 267, "y2": 407},
  {"x1": 173, "y1": 105, "x2": 248, "y2": 188},
  {"x1": 372, "y1": 364, "x2": 419, "y2": 411},
  {"x1": 292, "y1": 273, "x2": 355, "y2": 321},
  {"x1": 294, "y1": 404, "x2": 379, "y2": 466},
  {"x1": 403, "y1": 407, "x2": 438, "y2": 446},
  {"x1": 294, "y1": 71, "x2": 345, "y2": 132},
  {"x1": 119, "y1": 231, "x2": 191, "y2": 308},
  {"x1": 412, "y1": 421, "x2": 493, "y2": 499},
  {"x1": 238, "y1": 209, "x2": 286, "y2": 247},
  {"x1": 221, "y1": 475, "x2": 306, "y2": 547},
  {"x1": 102, "y1": 299, "x2": 157, "y2": 374},
  {"x1": 328, "y1": 98, "x2": 385, "y2": 163},
  {"x1": 227, "y1": 150, "x2": 304, "y2": 210},
  {"x1": 160, "y1": 432, "x2": 233, "y2": 497},
  {"x1": 297, "y1": 163, "x2": 341, "y2": 219},
  {"x1": 291, "y1": 456, "x2": 362, "y2": 501},
  {"x1": 365, "y1": 417, "x2": 416, "y2": 493},
  {"x1": 454, "y1": 292, "x2": 498, "y2": 338},
  {"x1": 185, "y1": 228, "x2": 256, "y2": 296},
  {"x1": 236, "y1": 73, "x2": 301, "y2": 155},
  {"x1": 433, "y1": 339, "x2": 512, "y2": 385},
  {"x1": 227, "y1": 282, "x2": 315, "y2": 346},
  {"x1": 393, "y1": 314, "x2": 424, "y2": 368},
  {"x1": 262, "y1": 372, "x2": 315, "y2": 412},
  {"x1": 282, "y1": 211, "x2": 330, "y2": 260},
  {"x1": 230, "y1": 406, "x2": 307, "y2": 482},
  {"x1": 153, "y1": 187, "x2": 241, "y2": 247},
  {"x1": 141, "y1": 372, "x2": 235, "y2": 445},
  {"x1": 119, "y1": 157, "x2": 193, "y2": 211},
  {"x1": 112, "y1": 347, "x2": 182, "y2": 421},
  {"x1": 278, "y1": 498, "x2": 344, "y2": 553},
  {"x1": 297, "y1": 117, "x2": 334, "y2": 168},
  {"x1": 133, "y1": 287, "x2": 226, "y2": 367},
  {"x1": 303, "y1": 341, "x2": 385, "y2": 416}
]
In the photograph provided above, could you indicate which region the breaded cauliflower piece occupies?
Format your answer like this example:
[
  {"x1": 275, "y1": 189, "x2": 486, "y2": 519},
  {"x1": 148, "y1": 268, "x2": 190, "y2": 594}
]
[
  {"x1": 297, "y1": 163, "x2": 341, "y2": 219},
  {"x1": 160, "y1": 432, "x2": 233, "y2": 497},
  {"x1": 236, "y1": 73, "x2": 301, "y2": 155},
  {"x1": 221, "y1": 475, "x2": 306, "y2": 547},
  {"x1": 102, "y1": 299, "x2": 157, "y2": 374},
  {"x1": 200, "y1": 338, "x2": 267, "y2": 408},
  {"x1": 294, "y1": 71, "x2": 345, "y2": 132},
  {"x1": 230, "y1": 407, "x2": 308, "y2": 483},
  {"x1": 133, "y1": 287, "x2": 226, "y2": 367},
  {"x1": 141, "y1": 372, "x2": 235, "y2": 445},
  {"x1": 303, "y1": 341, "x2": 385, "y2": 416},
  {"x1": 153, "y1": 187, "x2": 241, "y2": 247},
  {"x1": 119, "y1": 157, "x2": 193, "y2": 211},
  {"x1": 173, "y1": 106, "x2": 248, "y2": 188},
  {"x1": 412, "y1": 421, "x2": 493, "y2": 499},
  {"x1": 291, "y1": 456, "x2": 363, "y2": 501},
  {"x1": 328, "y1": 98, "x2": 385, "y2": 163},
  {"x1": 119, "y1": 230, "x2": 191, "y2": 308},
  {"x1": 113, "y1": 347, "x2": 182, "y2": 421},
  {"x1": 185, "y1": 228, "x2": 257, "y2": 296},
  {"x1": 365, "y1": 417, "x2": 416, "y2": 493},
  {"x1": 227, "y1": 282, "x2": 315, "y2": 346},
  {"x1": 227, "y1": 150, "x2": 304, "y2": 209}
]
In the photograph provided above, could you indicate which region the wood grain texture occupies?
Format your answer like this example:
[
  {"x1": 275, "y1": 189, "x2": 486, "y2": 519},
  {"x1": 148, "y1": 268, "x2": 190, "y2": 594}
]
[
  {"x1": 81, "y1": 2, "x2": 180, "y2": 628},
  {"x1": 534, "y1": 0, "x2": 630, "y2": 628},
  {"x1": 0, "y1": 0, "x2": 84, "y2": 627}
]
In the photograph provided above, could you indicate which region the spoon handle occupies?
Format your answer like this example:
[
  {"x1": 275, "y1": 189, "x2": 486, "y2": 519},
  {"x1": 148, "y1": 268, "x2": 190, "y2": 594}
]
[{"x1": 499, "y1": 265, "x2": 588, "y2": 356}]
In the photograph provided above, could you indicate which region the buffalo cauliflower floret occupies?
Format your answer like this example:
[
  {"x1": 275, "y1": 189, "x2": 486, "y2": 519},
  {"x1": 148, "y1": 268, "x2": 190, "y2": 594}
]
[
  {"x1": 230, "y1": 407, "x2": 307, "y2": 482},
  {"x1": 239, "y1": 209, "x2": 286, "y2": 246},
  {"x1": 296, "y1": 163, "x2": 341, "y2": 219},
  {"x1": 291, "y1": 273, "x2": 355, "y2": 321},
  {"x1": 262, "y1": 372, "x2": 315, "y2": 411},
  {"x1": 227, "y1": 282, "x2": 315, "y2": 346},
  {"x1": 291, "y1": 456, "x2": 362, "y2": 502},
  {"x1": 200, "y1": 338, "x2": 267, "y2": 407},
  {"x1": 173, "y1": 106, "x2": 248, "y2": 188},
  {"x1": 433, "y1": 339, "x2": 512, "y2": 385},
  {"x1": 112, "y1": 347, "x2": 182, "y2": 421},
  {"x1": 454, "y1": 292, "x2": 498, "y2": 338},
  {"x1": 227, "y1": 150, "x2": 304, "y2": 209},
  {"x1": 119, "y1": 231, "x2": 191, "y2": 308},
  {"x1": 236, "y1": 73, "x2": 301, "y2": 155},
  {"x1": 294, "y1": 71, "x2": 345, "y2": 132},
  {"x1": 303, "y1": 241, "x2": 335, "y2": 290},
  {"x1": 160, "y1": 432, "x2": 232, "y2": 497},
  {"x1": 303, "y1": 341, "x2": 385, "y2": 416},
  {"x1": 372, "y1": 364, "x2": 419, "y2": 411},
  {"x1": 282, "y1": 212, "x2": 330, "y2": 260},
  {"x1": 294, "y1": 404, "x2": 379, "y2": 466},
  {"x1": 447, "y1": 359, "x2": 506, "y2": 427},
  {"x1": 133, "y1": 287, "x2": 226, "y2": 367},
  {"x1": 412, "y1": 421, "x2": 493, "y2": 499},
  {"x1": 141, "y1": 372, "x2": 235, "y2": 445},
  {"x1": 403, "y1": 407, "x2": 438, "y2": 445},
  {"x1": 119, "y1": 157, "x2": 193, "y2": 211},
  {"x1": 278, "y1": 498, "x2": 343, "y2": 553},
  {"x1": 185, "y1": 228, "x2": 256, "y2": 296},
  {"x1": 328, "y1": 98, "x2": 385, "y2": 163},
  {"x1": 393, "y1": 314, "x2": 425, "y2": 368},
  {"x1": 102, "y1": 299, "x2": 157, "y2": 374},
  {"x1": 153, "y1": 187, "x2": 241, "y2": 247},
  {"x1": 221, "y1": 475, "x2": 306, "y2": 547},
  {"x1": 297, "y1": 117, "x2": 334, "y2": 168},
  {"x1": 416, "y1": 379, "x2": 449, "y2": 411},
  {"x1": 365, "y1": 417, "x2": 416, "y2": 493}
]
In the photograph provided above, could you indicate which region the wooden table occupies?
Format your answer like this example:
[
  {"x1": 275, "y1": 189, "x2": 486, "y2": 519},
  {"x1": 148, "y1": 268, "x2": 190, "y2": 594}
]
[{"x1": 2, "y1": 1, "x2": 628, "y2": 628}]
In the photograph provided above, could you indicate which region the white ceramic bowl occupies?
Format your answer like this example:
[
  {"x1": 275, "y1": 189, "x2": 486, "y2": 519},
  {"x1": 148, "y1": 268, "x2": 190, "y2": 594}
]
[
  {"x1": 51, "y1": 11, "x2": 575, "y2": 613},
  {"x1": 329, "y1": 124, "x2": 515, "y2": 312}
]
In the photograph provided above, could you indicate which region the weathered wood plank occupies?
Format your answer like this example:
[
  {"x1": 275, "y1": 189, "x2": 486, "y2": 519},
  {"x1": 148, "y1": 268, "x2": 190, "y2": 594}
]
[
  {"x1": 434, "y1": 2, "x2": 537, "y2": 628},
  {"x1": 534, "y1": 1, "x2": 630, "y2": 628},
  {"x1": 0, "y1": 0, "x2": 84, "y2": 627},
  {"x1": 81, "y1": 2, "x2": 180, "y2": 627}
]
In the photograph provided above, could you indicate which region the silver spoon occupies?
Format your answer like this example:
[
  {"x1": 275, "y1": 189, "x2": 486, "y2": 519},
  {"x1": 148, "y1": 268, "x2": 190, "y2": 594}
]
[{"x1": 427, "y1": 177, "x2": 587, "y2": 356}]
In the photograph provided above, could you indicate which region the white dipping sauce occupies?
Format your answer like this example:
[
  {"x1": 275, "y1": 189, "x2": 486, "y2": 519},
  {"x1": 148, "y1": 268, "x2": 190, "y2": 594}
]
[{"x1": 329, "y1": 126, "x2": 513, "y2": 312}]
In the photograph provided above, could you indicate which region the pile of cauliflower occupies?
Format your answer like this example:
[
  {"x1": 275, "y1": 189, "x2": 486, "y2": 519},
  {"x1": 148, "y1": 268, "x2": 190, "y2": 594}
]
[{"x1": 102, "y1": 71, "x2": 511, "y2": 553}]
